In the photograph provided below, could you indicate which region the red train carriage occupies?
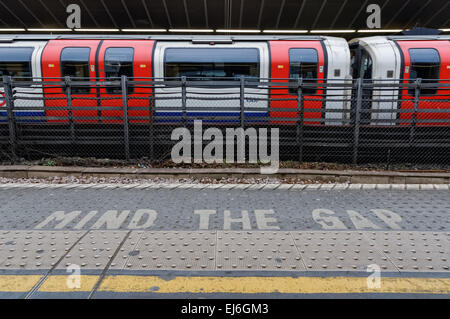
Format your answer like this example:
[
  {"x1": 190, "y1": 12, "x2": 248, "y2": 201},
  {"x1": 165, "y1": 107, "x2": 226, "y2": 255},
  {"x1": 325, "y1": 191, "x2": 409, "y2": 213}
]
[
  {"x1": 349, "y1": 35, "x2": 450, "y2": 126},
  {"x1": 0, "y1": 35, "x2": 351, "y2": 125},
  {"x1": 42, "y1": 39, "x2": 154, "y2": 123},
  {"x1": 0, "y1": 34, "x2": 448, "y2": 126}
]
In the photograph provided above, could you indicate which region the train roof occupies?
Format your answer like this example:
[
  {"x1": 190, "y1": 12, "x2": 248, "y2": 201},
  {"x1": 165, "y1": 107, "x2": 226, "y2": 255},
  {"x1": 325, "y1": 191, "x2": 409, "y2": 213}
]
[
  {"x1": 350, "y1": 35, "x2": 450, "y2": 44},
  {"x1": 388, "y1": 35, "x2": 450, "y2": 41},
  {"x1": 0, "y1": 34, "x2": 341, "y2": 43}
]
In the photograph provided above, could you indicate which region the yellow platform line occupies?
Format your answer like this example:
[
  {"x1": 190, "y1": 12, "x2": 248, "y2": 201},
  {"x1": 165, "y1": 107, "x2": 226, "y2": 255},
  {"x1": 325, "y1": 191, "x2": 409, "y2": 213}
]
[
  {"x1": 0, "y1": 275, "x2": 43, "y2": 292},
  {"x1": 1, "y1": 275, "x2": 450, "y2": 294},
  {"x1": 38, "y1": 275, "x2": 99, "y2": 292},
  {"x1": 98, "y1": 276, "x2": 450, "y2": 294}
]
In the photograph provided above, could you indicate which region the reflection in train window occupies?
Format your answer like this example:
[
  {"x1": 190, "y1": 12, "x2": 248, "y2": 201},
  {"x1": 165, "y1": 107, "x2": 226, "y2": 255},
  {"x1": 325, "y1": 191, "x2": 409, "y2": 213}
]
[
  {"x1": 289, "y1": 48, "x2": 318, "y2": 95},
  {"x1": 408, "y1": 48, "x2": 440, "y2": 96},
  {"x1": 104, "y1": 47, "x2": 134, "y2": 94},
  {"x1": 0, "y1": 47, "x2": 33, "y2": 81},
  {"x1": 164, "y1": 48, "x2": 260, "y2": 81},
  {"x1": 61, "y1": 47, "x2": 91, "y2": 94}
]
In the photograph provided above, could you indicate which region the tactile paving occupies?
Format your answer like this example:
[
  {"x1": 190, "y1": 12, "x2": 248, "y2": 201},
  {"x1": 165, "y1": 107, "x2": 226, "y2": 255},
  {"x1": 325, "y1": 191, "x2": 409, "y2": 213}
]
[
  {"x1": 110, "y1": 231, "x2": 217, "y2": 270},
  {"x1": 0, "y1": 230, "x2": 85, "y2": 269},
  {"x1": 56, "y1": 230, "x2": 129, "y2": 270},
  {"x1": 217, "y1": 231, "x2": 305, "y2": 271},
  {"x1": 1, "y1": 230, "x2": 449, "y2": 273},
  {"x1": 364, "y1": 231, "x2": 450, "y2": 272},
  {"x1": 292, "y1": 231, "x2": 397, "y2": 271}
]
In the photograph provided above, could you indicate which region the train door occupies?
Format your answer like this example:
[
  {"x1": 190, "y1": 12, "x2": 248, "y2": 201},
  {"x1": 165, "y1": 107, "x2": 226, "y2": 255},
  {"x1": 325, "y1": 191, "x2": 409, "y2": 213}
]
[
  {"x1": 397, "y1": 40, "x2": 450, "y2": 125},
  {"x1": 269, "y1": 40, "x2": 326, "y2": 124},
  {"x1": 0, "y1": 41, "x2": 47, "y2": 120},
  {"x1": 97, "y1": 40, "x2": 154, "y2": 123},
  {"x1": 42, "y1": 40, "x2": 100, "y2": 123},
  {"x1": 350, "y1": 44, "x2": 373, "y2": 124},
  {"x1": 153, "y1": 41, "x2": 269, "y2": 123}
]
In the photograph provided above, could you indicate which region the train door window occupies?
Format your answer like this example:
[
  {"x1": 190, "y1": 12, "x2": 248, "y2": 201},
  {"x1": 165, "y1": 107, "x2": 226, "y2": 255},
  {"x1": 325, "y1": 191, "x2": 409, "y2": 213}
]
[
  {"x1": 408, "y1": 48, "x2": 440, "y2": 96},
  {"x1": 61, "y1": 47, "x2": 91, "y2": 93},
  {"x1": 164, "y1": 48, "x2": 260, "y2": 81},
  {"x1": 360, "y1": 49, "x2": 373, "y2": 80},
  {"x1": 288, "y1": 48, "x2": 318, "y2": 95},
  {"x1": 0, "y1": 47, "x2": 33, "y2": 81},
  {"x1": 104, "y1": 47, "x2": 134, "y2": 94}
]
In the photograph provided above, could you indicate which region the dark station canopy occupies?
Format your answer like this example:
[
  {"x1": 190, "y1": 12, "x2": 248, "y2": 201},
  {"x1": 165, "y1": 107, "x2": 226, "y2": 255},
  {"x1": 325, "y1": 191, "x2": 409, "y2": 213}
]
[{"x1": 0, "y1": 0, "x2": 448, "y2": 38}]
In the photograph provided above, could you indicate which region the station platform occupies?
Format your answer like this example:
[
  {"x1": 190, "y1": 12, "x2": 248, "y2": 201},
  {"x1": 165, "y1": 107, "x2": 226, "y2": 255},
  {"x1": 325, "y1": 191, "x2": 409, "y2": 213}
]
[{"x1": 0, "y1": 183, "x2": 449, "y2": 298}]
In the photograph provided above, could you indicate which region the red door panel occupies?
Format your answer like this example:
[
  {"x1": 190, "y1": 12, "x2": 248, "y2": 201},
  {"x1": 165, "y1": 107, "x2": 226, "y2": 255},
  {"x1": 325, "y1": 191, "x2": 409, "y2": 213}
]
[
  {"x1": 269, "y1": 40, "x2": 326, "y2": 125},
  {"x1": 98, "y1": 40, "x2": 154, "y2": 123},
  {"x1": 396, "y1": 40, "x2": 450, "y2": 126},
  {"x1": 42, "y1": 40, "x2": 100, "y2": 123}
]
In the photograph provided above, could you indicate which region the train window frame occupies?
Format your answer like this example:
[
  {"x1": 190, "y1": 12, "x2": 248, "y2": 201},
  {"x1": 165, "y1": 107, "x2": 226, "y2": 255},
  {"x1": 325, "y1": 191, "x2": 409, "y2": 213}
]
[
  {"x1": 60, "y1": 47, "x2": 91, "y2": 94},
  {"x1": 288, "y1": 48, "x2": 319, "y2": 95},
  {"x1": 408, "y1": 48, "x2": 441, "y2": 96},
  {"x1": 163, "y1": 47, "x2": 260, "y2": 82},
  {"x1": 104, "y1": 47, "x2": 135, "y2": 94},
  {"x1": 0, "y1": 47, "x2": 34, "y2": 81}
]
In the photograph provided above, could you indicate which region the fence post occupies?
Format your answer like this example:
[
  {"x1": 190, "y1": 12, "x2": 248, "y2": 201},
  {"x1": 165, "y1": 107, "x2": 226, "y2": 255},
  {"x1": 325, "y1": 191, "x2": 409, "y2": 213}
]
[
  {"x1": 65, "y1": 76, "x2": 75, "y2": 143},
  {"x1": 353, "y1": 78, "x2": 363, "y2": 164},
  {"x1": 121, "y1": 75, "x2": 130, "y2": 160},
  {"x1": 409, "y1": 78, "x2": 421, "y2": 145},
  {"x1": 181, "y1": 76, "x2": 187, "y2": 127},
  {"x1": 296, "y1": 77, "x2": 304, "y2": 162},
  {"x1": 3, "y1": 76, "x2": 17, "y2": 161},
  {"x1": 240, "y1": 75, "x2": 245, "y2": 128},
  {"x1": 149, "y1": 84, "x2": 155, "y2": 160}
]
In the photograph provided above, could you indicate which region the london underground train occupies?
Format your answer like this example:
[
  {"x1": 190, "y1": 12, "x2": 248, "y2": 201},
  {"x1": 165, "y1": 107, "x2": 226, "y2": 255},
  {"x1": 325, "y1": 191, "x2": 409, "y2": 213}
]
[
  {"x1": 349, "y1": 35, "x2": 450, "y2": 125},
  {"x1": 0, "y1": 34, "x2": 448, "y2": 125}
]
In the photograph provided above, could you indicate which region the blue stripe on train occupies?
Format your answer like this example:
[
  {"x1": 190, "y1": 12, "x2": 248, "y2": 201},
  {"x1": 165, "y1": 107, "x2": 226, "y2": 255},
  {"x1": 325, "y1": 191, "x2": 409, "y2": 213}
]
[
  {"x1": 0, "y1": 111, "x2": 269, "y2": 124},
  {"x1": 0, "y1": 111, "x2": 46, "y2": 123}
]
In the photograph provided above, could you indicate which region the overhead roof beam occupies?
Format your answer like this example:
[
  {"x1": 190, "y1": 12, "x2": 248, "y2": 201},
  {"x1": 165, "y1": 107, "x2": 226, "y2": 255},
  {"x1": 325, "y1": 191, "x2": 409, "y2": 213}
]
[
  {"x1": 183, "y1": 0, "x2": 191, "y2": 29},
  {"x1": 386, "y1": 0, "x2": 411, "y2": 28},
  {"x1": 239, "y1": 0, "x2": 244, "y2": 28},
  {"x1": 330, "y1": 0, "x2": 348, "y2": 29},
  {"x1": 224, "y1": 0, "x2": 232, "y2": 29},
  {"x1": 405, "y1": 0, "x2": 431, "y2": 28},
  {"x1": 161, "y1": 0, "x2": 173, "y2": 29},
  {"x1": 257, "y1": 0, "x2": 265, "y2": 29},
  {"x1": 204, "y1": 0, "x2": 209, "y2": 28},
  {"x1": 294, "y1": 0, "x2": 307, "y2": 28},
  {"x1": 38, "y1": 0, "x2": 63, "y2": 27},
  {"x1": 312, "y1": 0, "x2": 327, "y2": 29},
  {"x1": 17, "y1": 0, "x2": 44, "y2": 27},
  {"x1": 0, "y1": 17, "x2": 10, "y2": 28},
  {"x1": 100, "y1": 0, "x2": 120, "y2": 29},
  {"x1": 79, "y1": 0, "x2": 100, "y2": 27},
  {"x1": 424, "y1": 2, "x2": 449, "y2": 27},
  {"x1": 275, "y1": 0, "x2": 286, "y2": 29},
  {"x1": 347, "y1": 0, "x2": 369, "y2": 28},
  {"x1": 141, "y1": 0, "x2": 155, "y2": 28},
  {"x1": 0, "y1": 0, "x2": 27, "y2": 28},
  {"x1": 120, "y1": 0, "x2": 136, "y2": 28}
]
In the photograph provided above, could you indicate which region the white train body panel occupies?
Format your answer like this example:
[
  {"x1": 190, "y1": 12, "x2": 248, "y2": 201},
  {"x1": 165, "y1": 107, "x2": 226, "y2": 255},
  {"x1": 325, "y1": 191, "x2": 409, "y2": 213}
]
[
  {"x1": 350, "y1": 36, "x2": 402, "y2": 124},
  {"x1": 322, "y1": 37, "x2": 352, "y2": 124},
  {"x1": 0, "y1": 41, "x2": 47, "y2": 113},
  {"x1": 153, "y1": 41, "x2": 270, "y2": 113}
]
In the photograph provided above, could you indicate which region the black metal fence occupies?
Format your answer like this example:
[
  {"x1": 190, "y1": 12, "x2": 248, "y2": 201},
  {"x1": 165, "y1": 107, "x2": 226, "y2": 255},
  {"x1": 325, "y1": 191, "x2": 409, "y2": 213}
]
[{"x1": 0, "y1": 75, "x2": 449, "y2": 165}]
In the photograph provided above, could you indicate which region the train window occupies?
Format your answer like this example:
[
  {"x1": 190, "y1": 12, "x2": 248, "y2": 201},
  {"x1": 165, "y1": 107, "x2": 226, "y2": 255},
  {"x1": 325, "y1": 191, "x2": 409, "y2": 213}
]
[
  {"x1": 360, "y1": 50, "x2": 373, "y2": 80},
  {"x1": 104, "y1": 47, "x2": 134, "y2": 94},
  {"x1": 408, "y1": 48, "x2": 440, "y2": 96},
  {"x1": 0, "y1": 47, "x2": 33, "y2": 81},
  {"x1": 61, "y1": 47, "x2": 91, "y2": 94},
  {"x1": 164, "y1": 48, "x2": 260, "y2": 81},
  {"x1": 288, "y1": 48, "x2": 318, "y2": 95}
]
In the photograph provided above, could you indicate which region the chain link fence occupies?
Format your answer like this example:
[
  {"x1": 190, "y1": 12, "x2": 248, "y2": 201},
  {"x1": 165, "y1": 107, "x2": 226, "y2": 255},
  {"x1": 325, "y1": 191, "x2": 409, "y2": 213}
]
[{"x1": 0, "y1": 75, "x2": 449, "y2": 165}]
